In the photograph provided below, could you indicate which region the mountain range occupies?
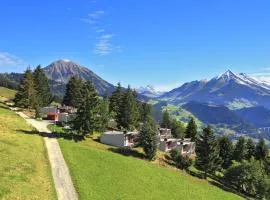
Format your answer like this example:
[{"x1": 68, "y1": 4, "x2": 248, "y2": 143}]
[
  {"x1": 158, "y1": 70, "x2": 270, "y2": 110},
  {"x1": 1, "y1": 60, "x2": 270, "y2": 134}
]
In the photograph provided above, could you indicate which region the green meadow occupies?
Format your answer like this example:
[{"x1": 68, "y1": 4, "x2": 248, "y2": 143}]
[
  {"x1": 58, "y1": 137, "x2": 243, "y2": 200},
  {"x1": 0, "y1": 86, "x2": 16, "y2": 100},
  {"x1": 0, "y1": 103, "x2": 56, "y2": 200}
]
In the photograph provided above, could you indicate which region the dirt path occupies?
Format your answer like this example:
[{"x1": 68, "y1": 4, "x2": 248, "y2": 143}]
[{"x1": 16, "y1": 111, "x2": 78, "y2": 200}]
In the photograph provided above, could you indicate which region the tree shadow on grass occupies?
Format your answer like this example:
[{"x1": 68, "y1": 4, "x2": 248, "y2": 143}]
[
  {"x1": 186, "y1": 168, "x2": 205, "y2": 179},
  {"x1": 163, "y1": 154, "x2": 179, "y2": 168},
  {"x1": 108, "y1": 147, "x2": 146, "y2": 159},
  {"x1": 16, "y1": 129, "x2": 85, "y2": 142},
  {"x1": 87, "y1": 138, "x2": 146, "y2": 160},
  {"x1": 0, "y1": 104, "x2": 11, "y2": 110},
  {"x1": 209, "y1": 180, "x2": 249, "y2": 199}
]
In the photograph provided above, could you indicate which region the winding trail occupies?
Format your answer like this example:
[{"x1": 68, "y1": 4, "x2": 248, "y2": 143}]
[{"x1": 16, "y1": 111, "x2": 78, "y2": 200}]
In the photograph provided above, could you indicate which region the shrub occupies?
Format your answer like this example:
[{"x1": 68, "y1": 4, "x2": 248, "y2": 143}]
[{"x1": 170, "y1": 149, "x2": 192, "y2": 170}]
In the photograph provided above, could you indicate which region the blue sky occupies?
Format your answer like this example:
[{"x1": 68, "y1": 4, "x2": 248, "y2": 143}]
[{"x1": 1, "y1": 0, "x2": 270, "y2": 91}]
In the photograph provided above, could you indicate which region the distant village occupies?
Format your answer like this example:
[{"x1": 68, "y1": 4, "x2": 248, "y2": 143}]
[{"x1": 41, "y1": 105, "x2": 195, "y2": 155}]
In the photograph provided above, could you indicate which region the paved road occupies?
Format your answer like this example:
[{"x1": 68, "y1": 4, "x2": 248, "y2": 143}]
[{"x1": 16, "y1": 111, "x2": 78, "y2": 200}]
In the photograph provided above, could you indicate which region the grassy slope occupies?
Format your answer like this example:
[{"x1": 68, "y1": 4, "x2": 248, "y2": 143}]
[
  {"x1": 59, "y1": 138, "x2": 243, "y2": 200},
  {"x1": 0, "y1": 86, "x2": 16, "y2": 100},
  {"x1": 0, "y1": 103, "x2": 56, "y2": 200},
  {"x1": 165, "y1": 104, "x2": 203, "y2": 127}
]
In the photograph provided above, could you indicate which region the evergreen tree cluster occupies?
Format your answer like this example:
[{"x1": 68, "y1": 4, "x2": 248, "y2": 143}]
[
  {"x1": 108, "y1": 83, "x2": 158, "y2": 160},
  {"x1": 65, "y1": 80, "x2": 157, "y2": 159},
  {"x1": 193, "y1": 125, "x2": 270, "y2": 198},
  {"x1": 109, "y1": 83, "x2": 149, "y2": 131},
  {"x1": 14, "y1": 66, "x2": 52, "y2": 115},
  {"x1": 65, "y1": 77, "x2": 110, "y2": 136}
]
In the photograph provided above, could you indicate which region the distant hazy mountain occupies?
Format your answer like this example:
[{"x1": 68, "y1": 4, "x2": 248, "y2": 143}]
[
  {"x1": 0, "y1": 73, "x2": 23, "y2": 90},
  {"x1": 136, "y1": 85, "x2": 164, "y2": 98},
  {"x1": 235, "y1": 106, "x2": 270, "y2": 128},
  {"x1": 159, "y1": 70, "x2": 270, "y2": 109},
  {"x1": 43, "y1": 60, "x2": 116, "y2": 97},
  {"x1": 182, "y1": 101, "x2": 246, "y2": 126}
]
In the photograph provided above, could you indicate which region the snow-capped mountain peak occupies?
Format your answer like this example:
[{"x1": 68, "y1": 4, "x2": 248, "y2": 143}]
[
  {"x1": 136, "y1": 85, "x2": 164, "y2": 98},
  {"x1": 216, "y1": 69, "x2": 238, "y2": 80},
  {"x1": 159, "y1": 69, "x2": 270, "y2": 109}
]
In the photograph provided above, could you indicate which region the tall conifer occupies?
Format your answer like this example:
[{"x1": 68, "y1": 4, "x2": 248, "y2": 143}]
[
  {"x1": 63, "y1": 76, "x2": 83, "y2": 107},
  {"x1": 185, "y1": 117, "x2": 198, "y2": 141},
  {"x1": 33, "y1": 65, "x2": 52, "y2": 107},
  {"x1": 14, "y1": 68, "x2": 37, "y2": 108},
  {"x1": 255, "y1": 139, "x2": 268, "y2": 161},
  {"x1": 233, "y1": 137, "x2": 246, "y2": 162},
  {"x1": 195, "y1": 125, "x2": 222, "y2": 179},
  {"x1": 70, "y1": 81, "x2": 100, "y2": 136},
  {"x1": 138, "y1": 115, "x2": 157, "y2": 160},
  {"x1": 119, "y1": 86, "x2": 139, "y2": 130},
  {"x1": 219, "y1": 135, "x2": 233, "y2": 169},
  {"x1": 161, "y1": 110, "x2": 171, "y2": 128},
  {"x1": 109, "y1": 82, "x2": 123, "y2": 126},
  {"x1": 245, "y1": 138, "x2": 256, "y2": 160}
]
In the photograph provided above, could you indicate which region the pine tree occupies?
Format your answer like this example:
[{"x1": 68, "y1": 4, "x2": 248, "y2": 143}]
[
  {"x1": 14, "y1": 68, "x2": 37, "y2": 108},
  {"x1": 33, "y1": 65, "x2": 52, "y2": 107},
  {"x1": 119, "y1": 86, "x2": 139, "y2": 130},
  {"x1": 139, "y1": 102, "x2": 153, "y2": 123},
  {"x1": 171, "y1": 119, "x2": 185, "y2": 138},
  {"x1": 195, "y1": 125, "x2": 222, "y2": 179},
  {"x1": 245, "y1": 138, "x2": 256, "y2": 160},
  {"x1": 185, "y1": 117, "x2": 198, "y2": 141},
  {"x1": 62, "y1": 76, "x2": 84, "y2": 107},
  {"x1": 233, "y1": 137, "x2": 246, "y2": 162},
  {"x1": 218, "y1": 135, "x2": 233, "y2": 169},
  {"x1": 161, "y1": 109, "x2": 171, "y2": 128},
  {"x1": 109, "y1": 82, "x2": 123, "y2": 126},
  {"x1": 98, "y1": 97, "x2": 110, "y2": 132},
  {"x1": 255, "y1": 139, "x2": 268, "y2": 161},
  {"x1": 138, "y1": 115, "x2": 157, "y2": 160},
  {"x1": 109, "y1": 82, "x2": 122, "y2": 114},
  {"x1": 70, "y1": 81, "x2": 100, "y2": 136}
]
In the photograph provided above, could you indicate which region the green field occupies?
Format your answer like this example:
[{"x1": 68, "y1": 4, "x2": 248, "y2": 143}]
[
  {"x1": 0, "y1": 103, "x2": 56, "y2": 200},
  {"x1": 58, "y1": 137, "x2": 243, "y2": 200},
  {"x1": 0, "y1": 86, "x2": 16, "y2": 100}
]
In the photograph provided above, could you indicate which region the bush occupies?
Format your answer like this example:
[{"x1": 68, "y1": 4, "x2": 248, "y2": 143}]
[
  {"x1": 170, "y1": 149, "x2": 192, "y2": 170},
  {"x1": 224, "y1": 159, "x2": 270, "y2": 198}
]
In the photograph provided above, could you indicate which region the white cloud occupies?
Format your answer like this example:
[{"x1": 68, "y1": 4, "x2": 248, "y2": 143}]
[
  {"x1": 88, "y1": 10, "x2": 105, "y2": 19},
  {"x1": 95, "y1": 28, "x2": 105, "y2": 33},
  {"x1": 261, "y1": 67, "x2": 270, "y2": 71},
  {"x1": 81, "y1": 10, "x2": 106, "y2": 25},
  {"x1": 251, "y1": 72, "x2": 270, "y2": 77},
  {"x1": 250, "y1": 68, "x2": 270, "y2": 83},
  {"x1": 94, "y1": 34, "x2": 114, "y2": 55},
  {"x1": 81, "y1": 18, "x2": 97, "y2": 24},
  {"x1": 81, "y1": 7, "x2": 121, "y2": 56},
  {"x1": 0, "y1": 52, "x2": 24, "y2": 67},
  {"x1": 99, "y1": 34, "x2": 113, "y2": 40}
]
